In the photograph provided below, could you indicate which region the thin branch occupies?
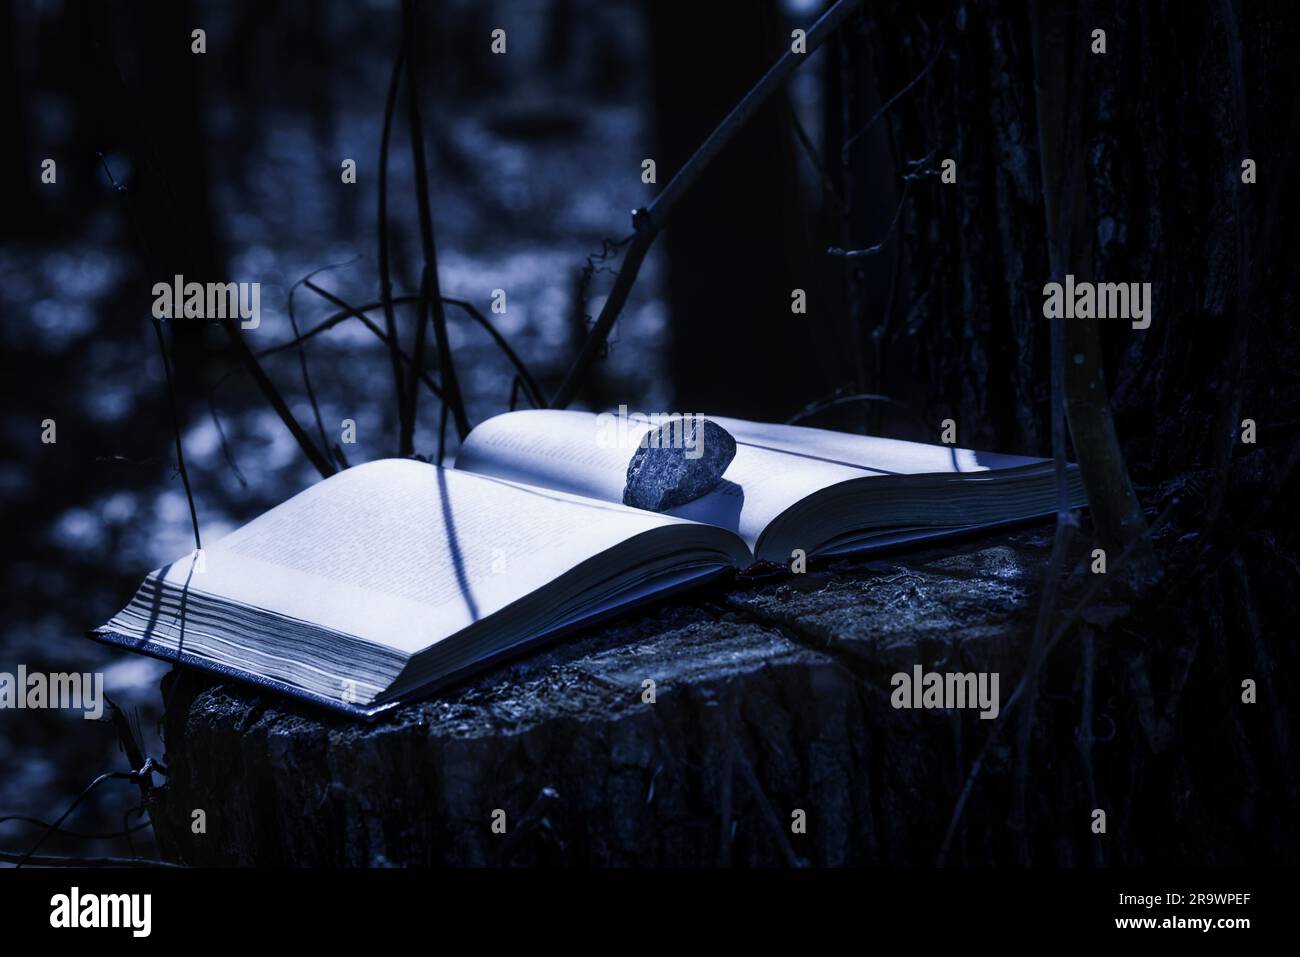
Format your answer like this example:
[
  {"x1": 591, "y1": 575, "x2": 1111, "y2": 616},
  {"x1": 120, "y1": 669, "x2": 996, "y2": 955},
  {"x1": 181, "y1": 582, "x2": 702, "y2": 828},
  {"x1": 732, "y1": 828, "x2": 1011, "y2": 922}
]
[
  {"x1": 14, "y1": 769, "x2": 146, "y2": 867},
  {"x1": 733, "y1": 742, "x2": 807, "y2": 868},
  {"x1": 299, "y1": 284, "x2": 444, "y2": 402},
  {"x1": 1205, "y1": 0, "x2": 1251, "y2": 527},
  {"x1": 935, "y1": 502, "x2": 1174, "y2": 866},
  {"x1": 205, "y1": 392, "x2": 248, "y2": 488},
  {"x1": 97, "y1": 154, "x2": 202, "y2": 549},
  {"x1": 256, "y1": 295, "x2": 421, "y2": 359},
  {"x1": 828, "y1": 152, "x2": 934, "y2": 258},
  {"x1": 840, "y1": 36, "x2": 944, "y2": 164},
  {"x1": 150, "y1": 317, "x2": 201, "y2": 553},
  {"x1": 106, "y1": 699, "x2": 162, "y2": 836},
  {"x1": 550, "y1": 0, "x2": 866, "y2": 408},
  {"x1": 836, "y1": 32, "x2": 869, "y2": 415},
  {"x1": 401, "y1": 0, "x2": 470, "y2": 456},
  {"x1": 288, "y1": 260, "x2": 361, "y2": 469},
  {"x1": 1012, "y1": 520, "x2": 1073, "y2": 863},
  {"x1": 378, "y1": 43, "x2": 410, "y2": 445},
  {"x1": 438, "y1": 395, "x2": 450, "y2": 467},
  {"x1": 1077, "y1": 628, "x2": 1104, "y2": 866},
  {"x1": 647, "y1": 0, "x2": 864, "y2": 231},
  {"x1": 0, "y1": 816, "x2": 153, "y2": 840},
  {"x1": 214, "y1": 321, "x2": 335, "y2": 477},
  {"x1": 87, "y1": 29, "x2": 334, "y2": 477},
  {"x1": 1031, "y1": 1, "x2": 1148, "y2": 564},
  {"x1": 551, "y1": 225, "x2": 656, "y2": 409},
  {"x1": 442, "y1": 298, "x2": 544, "y2": 408},
  {"x1": 784, "y1": 388, "x2": 932, "y2": 434},
  {"x1": 787, "y1": 100, "x2": 847, "y2": 214},
  {"x1": 258, "y1": 290, "x2": 540, "y2": 411},
  {"x1": 97, "y1": 148, "x2": 331, "y2": 481},
  {"x1": 0, "y1": 849, "x2": 183, "y2": 868}
]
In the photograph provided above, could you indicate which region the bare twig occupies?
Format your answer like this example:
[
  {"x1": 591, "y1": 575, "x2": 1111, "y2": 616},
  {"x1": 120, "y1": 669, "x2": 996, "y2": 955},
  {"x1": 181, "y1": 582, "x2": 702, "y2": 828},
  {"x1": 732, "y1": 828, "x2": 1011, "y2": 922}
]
[
  {"x1": 491, "y1": 787, "x2": 563, "y2": 864},
  {"x1": 1030, "y1": 1, "x2": 1148, "y2": 563},
  {"x1": 552, "y1": 225, "x2": 655, "y2": 408},
  {"x1": 215, "y1": 321, "x2": 336, "y2": 477},
  {"x1": 1077, "y1": 628, "x2": 1104, "y2": 865},
  {"x1": 787, "y1": 100, "x2": 847, "y2": 214},
  {"x1": 437, "y1": 395, "x2": 450, "y2": 466},
  {"x1": 0, "y1": 816, "x2": 152, "y2": 841},
  {"x1": 550, "y1": 0, "x2": 866, "y2": 408},
  {"x1": 150, "y1": 317, "x2": 202, "y2": 553},
  {"x1": 97, "y1": 154, "x2": 203, "y2": 549},
  {"x1": 576, "y1": 234, "x2": 634, "y2": 308},
  {"x1": 935, "y1": 503, "x2": 1174, "y2": 866},
  {"x1": 827, "y1": 152, "x2": 935, "y2": 258},
  {"x1": 89, "y1": 29, "x2": 334, "y2": 477},
  {"x1": 0, "y1": 850, "x2": 183, "y2": 868},
  {"x1": 1205, "y1": 0, "x2": 1251, "y2": 526},
  {"x1": 401, "y1": 0, "x2": 470, "y2": 457},
  {"x1": 289, "y1": 261, "x2": 361, "y2": 469},
  {"x1": 14, "y1": 765, "x2": 157, "y2": 868},
  {"x1": 378, "y1": 44, "x2": 410, "y2": 445},
  {"x1": 1010, "y1": 4, "x2": 1088, "y2": 863},
  {"x1": 442, "y1": 298, "x2": 544, "y2": 408},
  {"x1": 840, "y1": 36, "x2": 944, "y2": 164},
  {"x1": 205, "y1": 392, "x2": 248, "y2": 488},
  {"x1": 260, "y1": 289, "x2": 540, "y2": 410},
  {"x1": 257, "y1": 294, "x2": 423, "y2": 359},
  {"x1": 784, "y1": 386, "x2": 931, "y2": 433},
  {"x1": 1011, "y1": 519, "x2": 1073, "y2": 863},
  {"x1": 836, "y1": 32, "x2": 869, "y2": 411},
  {"x1": 733, "y1": 743, "x2": 807, "y2": 868},
  {"x1": 299, "y1": 284, "x2": 444, "y2": 402},
  {"x1": 107, "y1": 699, "x2": 161, "y2": 823}
]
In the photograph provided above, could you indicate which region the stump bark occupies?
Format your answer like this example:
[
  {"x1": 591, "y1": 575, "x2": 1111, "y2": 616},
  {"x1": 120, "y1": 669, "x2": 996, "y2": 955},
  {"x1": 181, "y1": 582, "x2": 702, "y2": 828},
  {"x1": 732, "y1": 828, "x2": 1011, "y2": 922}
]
[{"x1": 152, "y1": 526, "x2": 1059, "y2": 866}]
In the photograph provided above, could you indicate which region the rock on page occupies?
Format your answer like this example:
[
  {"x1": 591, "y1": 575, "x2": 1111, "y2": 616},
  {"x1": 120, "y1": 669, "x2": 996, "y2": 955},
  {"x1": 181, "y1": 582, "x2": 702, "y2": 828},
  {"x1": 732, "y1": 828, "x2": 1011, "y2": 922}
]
[
  {"x1": 455, "y1": 409, "x2": 870, "y2": 551},
  {"x1": 455, "y1": 410, "x2": 1086, "y2": 563}
]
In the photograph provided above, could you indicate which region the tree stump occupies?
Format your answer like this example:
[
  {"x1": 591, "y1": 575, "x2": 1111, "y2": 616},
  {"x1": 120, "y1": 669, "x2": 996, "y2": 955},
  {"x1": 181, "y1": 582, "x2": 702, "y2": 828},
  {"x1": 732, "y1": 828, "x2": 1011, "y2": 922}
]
[{"x1": 152, "y1": 527, "x2": 1061, "y2": 866}]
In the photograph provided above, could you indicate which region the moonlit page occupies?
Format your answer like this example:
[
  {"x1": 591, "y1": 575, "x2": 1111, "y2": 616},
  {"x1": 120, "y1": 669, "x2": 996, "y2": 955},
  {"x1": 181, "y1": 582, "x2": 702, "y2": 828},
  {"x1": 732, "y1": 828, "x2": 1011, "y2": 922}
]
[
  {"x1": 147, "y1": 459, "x2": 698, "y2": 655},
  {"x1": 456, "y1": 410, "x2": 872, "y2": 550},
  {"x1": 708, "y1": 416, "x2": 1046, "y2": 474}
]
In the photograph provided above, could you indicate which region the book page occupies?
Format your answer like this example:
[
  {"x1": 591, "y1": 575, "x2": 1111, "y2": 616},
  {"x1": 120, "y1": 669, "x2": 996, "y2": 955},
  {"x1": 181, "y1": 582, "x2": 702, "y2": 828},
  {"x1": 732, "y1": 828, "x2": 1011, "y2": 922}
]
[
  {"x1": 456, "y1": 410, "x2": 873, "y2": 550},
  {"x1": 148, "y1": 460, "x2": 716, "y2": 655},
  {"x1": 456, "y1": 410, "x2": 1064, "y2": 553},
  {"x1": 709, "y1": 416, "x2": 1047, "y2": 474}
]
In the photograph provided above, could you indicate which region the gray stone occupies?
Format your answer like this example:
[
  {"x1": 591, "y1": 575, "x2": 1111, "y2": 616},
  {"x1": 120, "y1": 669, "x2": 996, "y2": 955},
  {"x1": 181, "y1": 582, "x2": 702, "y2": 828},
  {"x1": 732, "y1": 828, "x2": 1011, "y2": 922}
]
[{"x1": 622, "y1": 416, "x2": 737, "y2": 512}]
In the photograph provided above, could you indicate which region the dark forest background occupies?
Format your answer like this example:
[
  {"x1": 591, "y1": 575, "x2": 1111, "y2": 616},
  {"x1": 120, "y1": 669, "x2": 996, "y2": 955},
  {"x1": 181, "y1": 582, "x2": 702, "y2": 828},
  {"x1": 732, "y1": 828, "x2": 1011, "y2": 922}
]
[{"x1": 2, "y1": 0, "x2": 1297, "y2": 865}]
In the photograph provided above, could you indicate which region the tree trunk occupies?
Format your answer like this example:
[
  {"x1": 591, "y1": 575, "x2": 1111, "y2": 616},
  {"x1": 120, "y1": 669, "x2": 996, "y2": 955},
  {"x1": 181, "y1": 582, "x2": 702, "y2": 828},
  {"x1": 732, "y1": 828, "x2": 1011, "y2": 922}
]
[{"x1": 648, "y1": 0, "x2": 846, "y2": 419}]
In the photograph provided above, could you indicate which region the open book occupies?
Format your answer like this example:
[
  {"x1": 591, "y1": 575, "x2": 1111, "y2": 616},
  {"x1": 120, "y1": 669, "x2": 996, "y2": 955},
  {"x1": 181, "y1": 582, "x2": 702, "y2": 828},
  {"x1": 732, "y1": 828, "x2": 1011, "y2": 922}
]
[{"x1": 93, "y1": 411, "x2": 1086, "y2": 716}]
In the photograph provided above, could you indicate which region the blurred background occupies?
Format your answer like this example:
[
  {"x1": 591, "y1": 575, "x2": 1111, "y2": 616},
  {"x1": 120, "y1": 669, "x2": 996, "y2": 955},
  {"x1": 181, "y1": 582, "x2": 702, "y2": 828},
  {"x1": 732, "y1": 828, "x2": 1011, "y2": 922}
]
[
  {"x1": 2, "y1": 0, "x2": 1296, "y2": 864},
  {"x1": 3, "y1": 0, "x2": 901, "y2": 863}
]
